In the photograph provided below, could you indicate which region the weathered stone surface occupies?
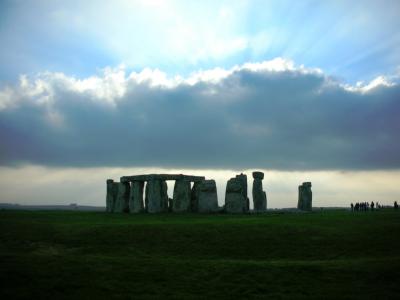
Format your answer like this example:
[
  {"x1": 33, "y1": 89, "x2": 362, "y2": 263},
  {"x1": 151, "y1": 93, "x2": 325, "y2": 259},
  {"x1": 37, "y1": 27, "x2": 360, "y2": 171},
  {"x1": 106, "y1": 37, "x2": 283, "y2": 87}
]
[
  {"x1": 236, "y1": 173, "x2": 249, "y2": 211},
  {"x1": 106, "y1": 179, "x2": 115, "y2": 212},
  {"x1": 191, "y1": 181, "x2": 201, "y2": 212},
  {"x1": 253, "y1": 180, "x2": 267, "y2": 212},
  {"x1": 114, "y1": 182, "x2": 130, "y2": 213},
  {"x1": 252, "y1": 171, "x2": 264, "y2": 180},
  {"x1": 161, "y1": 180, "x2": 168, "y2": 211},
  {"x1": 252, "y1": 171, "x2": 267, "y2": 212},
  {"x1": 172, "y1": 180, "x2": 192, "y2": 212},
  {"x1": 168, "y1": 198, "x2": 173, "y2": 212},
  {"x1": 145, "y1": 180, "x2": 168, "y2": 213},
  {"x1": 225, "y1": 178, "x2": 247, "y2": 213},
  {"x1": 298, "y1": 182, "x2": 312, "y2": 211},
  {"x1": 122, "y1": 174, "x2": 205, "y2": 183},
  {"x1": 129, "y1": 181, "x2": 144, "y2": 213},
  {"x1": 196, "y1": 180, "x2": 219, "y2": 213}
]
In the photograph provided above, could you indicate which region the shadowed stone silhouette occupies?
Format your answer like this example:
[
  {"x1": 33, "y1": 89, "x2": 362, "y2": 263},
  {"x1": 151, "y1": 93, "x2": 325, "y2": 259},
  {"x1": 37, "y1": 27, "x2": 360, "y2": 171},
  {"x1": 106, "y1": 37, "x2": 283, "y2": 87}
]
[
  {"x1": 145, "y1": 179, "x2": 168, "y2": 213},
  {"x1": 121, "y1": 174, "x2": 205, "y2": 182},
  {"x1": 107, "y1": 172, "x2": 313, "y2": 214},
  {"x1": 225, "y1": 175, "x2": 248, "y2": 213},
  {"x1": 252, "y1": 171, "x2": 267, "y2": 212},
  {"x1": 106, "y1": 179, "x2": 118, "y2": 213},
  {"x1": 298, "y1": 182, "x2": 312, "y2": 211},
  {"x1": 129, "y1": 181, "x2": 144, "y2": 213},
  {"x1": 191, "y1": 180, "x2": 219, "y2": 213},
  {"x1": 115, "y1": 182, "x2": 130, "y2": 213},
  {"x1": 117, "y1": 174, "x2": 206, "y2": 213},
  {"x1": 172, "y1": 179, "x2": 192, "y2": 212},
  {"x1": 236, "y1": 173, "x2": 250, "y2": 211}
]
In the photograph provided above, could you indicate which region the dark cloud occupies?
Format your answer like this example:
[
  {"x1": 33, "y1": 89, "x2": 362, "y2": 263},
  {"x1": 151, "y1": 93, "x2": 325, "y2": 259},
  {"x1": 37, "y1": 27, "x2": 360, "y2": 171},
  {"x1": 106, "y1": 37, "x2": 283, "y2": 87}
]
[{"x1": 0, "y1": 65, "x2": 399, "y2": 170}]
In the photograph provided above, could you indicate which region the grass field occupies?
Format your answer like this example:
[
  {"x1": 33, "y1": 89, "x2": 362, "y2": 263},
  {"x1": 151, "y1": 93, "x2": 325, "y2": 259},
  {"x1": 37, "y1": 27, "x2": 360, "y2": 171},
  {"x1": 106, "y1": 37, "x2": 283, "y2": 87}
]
[{"x1": 0, "y1": 209, "x2": 399, "y2": 299}]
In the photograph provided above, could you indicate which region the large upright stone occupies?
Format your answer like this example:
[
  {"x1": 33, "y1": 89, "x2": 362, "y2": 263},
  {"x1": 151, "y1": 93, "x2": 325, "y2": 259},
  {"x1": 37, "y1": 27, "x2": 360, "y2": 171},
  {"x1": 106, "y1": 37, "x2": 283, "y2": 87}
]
[
  {"x1": 298, "y1": 182, "x2": 312, "y2": 211},
  {"x1": 192, "y1": 180, "x2": 219, "y2": 213},
  {"x1": 235, "y1": 173, "x2": 249, "y2": 212},
  {"x1": 225, "y1": 177, "x2": 247, "y2": 213},
  {"x1": 252, "y1": 171, "x2": 267, "y2": 212},
  {"x1": 106, "y1": 179, "x2": 115, "y2": 212},
  {"x1": 145, "y1": 180, "x2": 168, "y2": 213},
  {"x1": 129, "y1": 181, "x2": 144, "y2": 213},
  {"x1": 172, "y1": 180, "x2": 191, "y2": 212},
  {"x1": 114, "y1": 182, "x2": 130, "y2": 213},
  {"x1": 191, "y1": 181, "x2": 201, "y2": 212}
]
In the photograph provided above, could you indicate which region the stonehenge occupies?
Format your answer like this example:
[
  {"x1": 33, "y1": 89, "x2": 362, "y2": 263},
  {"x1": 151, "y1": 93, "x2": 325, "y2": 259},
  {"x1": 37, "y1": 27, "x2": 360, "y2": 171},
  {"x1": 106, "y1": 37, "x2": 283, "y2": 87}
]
[
  {"x1": 252, "y1": 171, "x2": 267, "y2": 212},
  {"x1": 145, "y1": 179, "x2": 169, "y2": 213},
  {"x1": 172, "y1": 179, "x2": 192, "y2": 212},
  {"x1": 129, "y1": 181, "x2": 144, "y2": 213},
  {"x1": 298, "y1": 182, "x2": 312, "y2": 211},
  {"x1": 225, "y1": 174, "x2": 249, "y2": 213},
  {"x1": 114, "y1": 181, "x2": 130, "y2": 213},
  {"x1": 106, "y1": 179, "x2": 118, "y2": 212},
  {"x1": 193, "y1": 180, "x2": 219, "y2": 213},
  {"x1": 107, "y1": 174, "x2": 206, "y2": 213},
  {"x1": 106, "y1": 173, "x2": 312, "y2": 213}
]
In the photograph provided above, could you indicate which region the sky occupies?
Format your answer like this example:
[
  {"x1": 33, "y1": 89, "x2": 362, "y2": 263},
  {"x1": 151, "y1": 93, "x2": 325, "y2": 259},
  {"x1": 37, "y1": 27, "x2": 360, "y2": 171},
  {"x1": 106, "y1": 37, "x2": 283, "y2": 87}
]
[{"x1": 1, "y1": 0, "x2": 400, "y2": 208}]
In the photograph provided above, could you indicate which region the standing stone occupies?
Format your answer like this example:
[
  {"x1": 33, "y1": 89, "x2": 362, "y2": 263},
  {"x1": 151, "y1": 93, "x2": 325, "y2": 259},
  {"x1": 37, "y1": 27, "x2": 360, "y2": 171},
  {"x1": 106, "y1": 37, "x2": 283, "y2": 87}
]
[
  {"x1": 114, "y1": 182, "x2": 130, "y2": 213},
  {"x1": 252, "y1": 171, "x2": 267, "y2": 212},
  {"x1": 225, "y1": 177, "x2": 247, "y2": 213},
  {"x1": 193, "y1": 180, "x2": 219, "y2": 213},
  {"x1": 145, "y1": 180, "x2": 168, "y2": 213},
  {"x1": 168, "y1": 198, "x2": 173, "y2": 212},
  {"x1": 161, "y1": 180, "x2": 169, "y2": 211},
  {"x1": 298, "y1": 182, "x2": 312, "y2": 211},
  {"x1": 129, "y1": 181, "x2": 144, "y2": 213},
  {"x1": 106, "y1": 179, "x2": 115, "y2": 212},
  {"x1": 235, "y1": 173, "x2": 249, "y2": 212},
  {"x1": 191, "y1": 181, "x2": 201, "y2": 212},
  {"x1": 298, "y1": 185, "x2": 303, "y2": 211},
  {"x1": 172, "y1": 180, "x2": 192, "y2": 212}
]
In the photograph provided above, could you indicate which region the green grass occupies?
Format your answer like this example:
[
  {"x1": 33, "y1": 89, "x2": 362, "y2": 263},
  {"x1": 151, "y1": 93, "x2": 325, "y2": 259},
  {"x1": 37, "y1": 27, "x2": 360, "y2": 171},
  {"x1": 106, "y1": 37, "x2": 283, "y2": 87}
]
[{"x1": 0, "y1": 209, "x2": 399, "y2": 299}]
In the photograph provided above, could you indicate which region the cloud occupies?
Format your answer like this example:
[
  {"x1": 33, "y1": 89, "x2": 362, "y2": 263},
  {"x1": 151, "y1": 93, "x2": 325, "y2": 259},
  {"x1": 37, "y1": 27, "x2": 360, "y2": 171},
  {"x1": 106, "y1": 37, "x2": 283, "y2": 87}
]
[{"x1": 0, "y1": 58, "x2": 399, "y2": 170}]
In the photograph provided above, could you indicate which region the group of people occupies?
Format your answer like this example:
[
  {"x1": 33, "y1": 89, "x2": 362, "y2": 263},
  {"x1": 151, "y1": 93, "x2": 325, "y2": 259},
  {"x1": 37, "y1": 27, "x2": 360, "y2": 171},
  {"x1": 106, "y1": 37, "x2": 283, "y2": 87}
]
[{"x1": 351, "y1": 201, "x2": 398, "y2": 211}]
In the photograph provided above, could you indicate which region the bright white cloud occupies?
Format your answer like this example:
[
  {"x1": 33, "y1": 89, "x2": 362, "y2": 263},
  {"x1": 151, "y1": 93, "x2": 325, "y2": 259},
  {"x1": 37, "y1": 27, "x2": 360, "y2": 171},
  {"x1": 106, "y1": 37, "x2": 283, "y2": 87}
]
[
  {"x1": 344, "y1": 76, "x2": 395, "y2": 93},
  {"x1": 1, "y1": 58, "x2": 390, "y2": 111}
]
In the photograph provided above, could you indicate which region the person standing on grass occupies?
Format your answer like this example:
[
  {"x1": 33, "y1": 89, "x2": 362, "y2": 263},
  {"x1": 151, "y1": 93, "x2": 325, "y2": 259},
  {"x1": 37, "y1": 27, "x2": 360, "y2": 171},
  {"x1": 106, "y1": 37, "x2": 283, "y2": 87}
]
[
  {"x1": 351, "y1": 203, "x2": 354, "y2": 212},
  {"x1": 371, "y1": 201, "x2": 375, "y2": 211},
  {"x1": 395, "y1": 201, "x2": 399, "y2": 210}
]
